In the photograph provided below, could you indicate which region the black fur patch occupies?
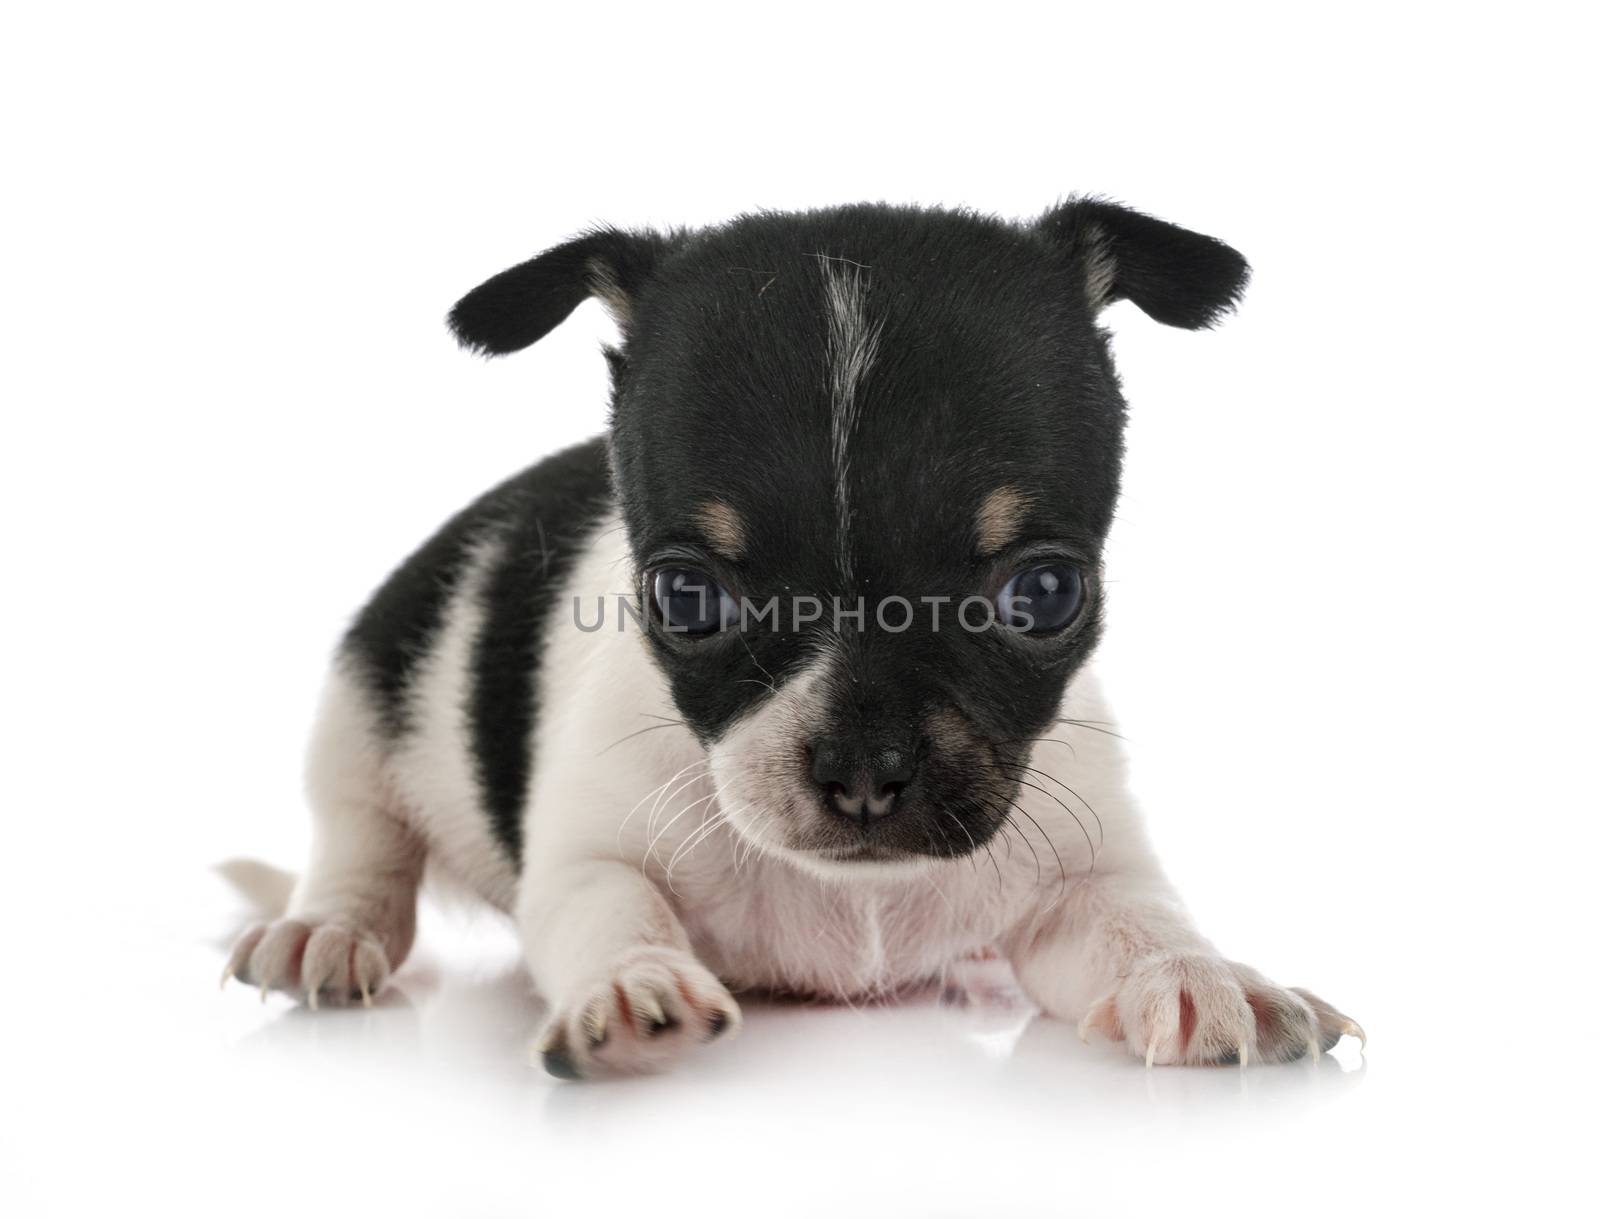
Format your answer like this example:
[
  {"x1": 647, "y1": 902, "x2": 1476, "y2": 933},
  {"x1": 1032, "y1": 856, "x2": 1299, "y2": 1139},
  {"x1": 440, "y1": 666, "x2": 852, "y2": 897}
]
[
  {"x1": 343, "y1": 489, "x2": 504, "y2": 737},
  {"x1": 342, "y1": 439, "x2": 612, "y2": 866},
  {"x1": 468, "y1": 439, "x2": 612, "y2": 864}
]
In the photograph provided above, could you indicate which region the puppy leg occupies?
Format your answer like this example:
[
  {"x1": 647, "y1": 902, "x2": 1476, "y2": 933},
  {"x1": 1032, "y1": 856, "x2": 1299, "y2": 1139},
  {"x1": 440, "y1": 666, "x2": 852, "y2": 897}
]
[
  {"x1": 519, "y1": 860, "x2": 739, "y2": 1080},
  {"x1": 1007, "y1": 872, "x2": 1362, "y2": 1065},
  {"x1": 222, "y1": 666, "x2": 424, "y2": 1006}
]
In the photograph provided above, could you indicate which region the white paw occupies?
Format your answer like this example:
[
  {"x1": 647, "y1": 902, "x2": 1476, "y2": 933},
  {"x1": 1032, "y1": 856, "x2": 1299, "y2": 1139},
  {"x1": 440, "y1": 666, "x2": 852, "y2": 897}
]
[
  {"x1": 221, "y1": 918, "x2": 392, "y2": 1008},
  {"x1": 536, "y1": 947, "x2": 740, "y2": 1080},
  {"x1": 1077, "y1": 953, "x2": 1364, "y2": 1066}
]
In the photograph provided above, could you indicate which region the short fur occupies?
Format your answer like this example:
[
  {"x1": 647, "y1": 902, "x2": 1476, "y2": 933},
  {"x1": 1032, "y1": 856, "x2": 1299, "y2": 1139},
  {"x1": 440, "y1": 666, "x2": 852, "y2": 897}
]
[{"x1": 224, "y1": 199, "x2": 1359, "y2": 1079}]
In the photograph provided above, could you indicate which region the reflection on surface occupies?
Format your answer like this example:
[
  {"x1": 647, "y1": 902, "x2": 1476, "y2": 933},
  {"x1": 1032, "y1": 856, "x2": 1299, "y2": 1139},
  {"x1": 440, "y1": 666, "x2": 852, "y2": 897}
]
[
  {"x1": 107, "y1": 887, "x2": 1376, "y2": 1218},
  {"x1": 230, "y1": 911, "x2": 1365, "y2": 1127}
]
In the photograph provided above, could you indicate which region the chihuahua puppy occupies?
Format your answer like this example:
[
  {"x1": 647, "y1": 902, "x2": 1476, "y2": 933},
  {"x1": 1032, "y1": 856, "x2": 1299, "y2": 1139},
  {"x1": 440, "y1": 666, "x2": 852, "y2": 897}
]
[{"x1": 222, "y1": 199, "x2": 1361, "y2": 1078}]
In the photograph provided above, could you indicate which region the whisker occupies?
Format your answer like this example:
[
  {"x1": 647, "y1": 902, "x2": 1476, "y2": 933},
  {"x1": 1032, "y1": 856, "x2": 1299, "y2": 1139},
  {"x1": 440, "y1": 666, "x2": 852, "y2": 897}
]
[
  {"x1": 1015, "y1": 764, "x2": 1105, "y2": 852},
  {"x1": 646, "y1": 790, "x2": 719, "y2": 870},
  {"x1": 1003, "y1": 772, "x2": 1097, "y2": 874},
  {"x1": 644, "y1": 764, "x2": 713, "y2": 854},
  {"x1": 1007, "y1": 815, "x2": 1042, "y2": 889},
  {"x1": 665, "y1": 808, "x2": 729, "y2": 880},
  {"x1": 1007, "y1": 800, "x2": 1068, "y2": 907},
  {"x1": 664, "y1": 803, "x2": 744, "y2": 891},
  {"x1": 596, "y1": 720, "x2": 686, "y2": 756},
  {"x1": 938, "y1": 809, "x2": 982, "y2": 877},
  {"x1": 992, "y1": 817, "x2": 1015, "y2": 863},
  {"x1": 616, "y1": 759, "x2": 708, "y2": 855},
  {"x1": 1024, "y1": 736, "x2": 1077, "y2": 758},
  {"x1": 976, "y1": 797, "x2": 1041, "y2": 889},
  {"x1": 1051, "y1": 717, "x2": 1126, "y2": 741},
  {"x1": 917, "y1": 835, "x2": 959, "y2": 919},
  {"x1": 979, "y1": 832, "x2": 1003, "y2": 895},
  {"x1": 928, "y1": 815, "x2": 961, "y2": 870},
  {"x1": 732, "y1": 815, "x2": 757, "y2": 872}
]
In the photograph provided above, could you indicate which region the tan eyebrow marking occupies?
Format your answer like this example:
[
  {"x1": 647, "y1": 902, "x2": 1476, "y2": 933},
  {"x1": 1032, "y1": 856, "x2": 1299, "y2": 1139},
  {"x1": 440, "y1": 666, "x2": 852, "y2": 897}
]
[
  {"x1": 694, "y1": 500, "x2": 747, "y2": 559},
  {"x1": 975, "y1": 486, "x2": 1034, "y2": 556}
]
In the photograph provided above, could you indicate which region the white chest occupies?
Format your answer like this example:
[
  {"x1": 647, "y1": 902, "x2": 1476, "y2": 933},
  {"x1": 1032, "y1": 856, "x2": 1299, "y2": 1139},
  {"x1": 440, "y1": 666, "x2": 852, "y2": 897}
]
[{"x1": 673, "y1": 856, "x2": 1015, "y2": 999}]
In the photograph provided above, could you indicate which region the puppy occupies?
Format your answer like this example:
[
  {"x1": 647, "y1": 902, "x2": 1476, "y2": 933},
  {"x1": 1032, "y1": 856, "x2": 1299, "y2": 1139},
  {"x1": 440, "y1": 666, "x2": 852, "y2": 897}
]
[{"x1": 222, "y1": 199, "x2": 1362, "y2": 1078}]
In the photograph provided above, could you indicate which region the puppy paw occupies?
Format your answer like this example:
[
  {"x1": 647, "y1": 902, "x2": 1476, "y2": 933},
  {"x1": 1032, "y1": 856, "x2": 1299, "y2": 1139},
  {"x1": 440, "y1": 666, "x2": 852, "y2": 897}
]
[
  {"x1": 221, "y1": 918, "x2": 392, "y2": 1008},
  {"x1": 1078, "y1": 953, "x2": 1363, "y2": 1066},
  {"x1": 536, "y1": 947, "x2": 740, "y2": 1080}
]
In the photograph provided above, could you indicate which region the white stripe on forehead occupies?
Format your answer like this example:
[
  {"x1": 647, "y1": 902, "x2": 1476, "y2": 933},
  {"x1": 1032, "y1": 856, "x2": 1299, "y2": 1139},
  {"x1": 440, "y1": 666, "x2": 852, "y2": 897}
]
[{"x1": 818, "y1": 255, "x2": 882, "y2": 580}]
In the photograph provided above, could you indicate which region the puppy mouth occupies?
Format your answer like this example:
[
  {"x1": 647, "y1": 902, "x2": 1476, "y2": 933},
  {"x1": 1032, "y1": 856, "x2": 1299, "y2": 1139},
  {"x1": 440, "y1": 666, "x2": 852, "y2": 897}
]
[
  {"x1": 779, "y1": 837, "x2": 951, "y2": 879},
  {"x1": 814, "y1": 843, "x2": 904, "y2": 863}
]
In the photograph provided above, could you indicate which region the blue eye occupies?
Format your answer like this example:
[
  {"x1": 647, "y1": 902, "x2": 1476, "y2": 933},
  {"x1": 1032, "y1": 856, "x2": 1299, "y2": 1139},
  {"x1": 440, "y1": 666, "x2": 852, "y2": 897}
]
[
  {"x1": 996, "y1": 564, "x2": 1084, "y2": 633},
  {"x1": 651, "y1": 568, "x2": 738, "y2": 635}
]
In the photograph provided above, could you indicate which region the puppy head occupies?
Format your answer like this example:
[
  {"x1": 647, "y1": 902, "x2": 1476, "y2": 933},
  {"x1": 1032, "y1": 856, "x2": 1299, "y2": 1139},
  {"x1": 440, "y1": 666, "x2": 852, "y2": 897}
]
[{"x1": 450, "y1": 200, "x2": 1247, "y2": 874}]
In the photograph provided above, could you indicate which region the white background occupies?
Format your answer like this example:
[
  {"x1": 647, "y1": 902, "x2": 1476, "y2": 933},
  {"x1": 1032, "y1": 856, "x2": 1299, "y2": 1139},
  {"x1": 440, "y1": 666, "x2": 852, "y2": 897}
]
[{"x1": 4, "y1": 3, "x2": 1596, "y2": 1215}]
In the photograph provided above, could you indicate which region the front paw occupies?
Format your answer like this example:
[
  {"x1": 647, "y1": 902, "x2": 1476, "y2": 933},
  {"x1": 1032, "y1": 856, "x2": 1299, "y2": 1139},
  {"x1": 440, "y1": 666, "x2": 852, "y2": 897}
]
[
  {"x1": 536, "y1": 947, "x2": 741, "y2": 1081},
  {"x1": 1078, "y1": 954, "x2": 1364, "y2": 1066},
  {"x1": 221, "y1": 917, "x2": 392, "y2": 1008}
]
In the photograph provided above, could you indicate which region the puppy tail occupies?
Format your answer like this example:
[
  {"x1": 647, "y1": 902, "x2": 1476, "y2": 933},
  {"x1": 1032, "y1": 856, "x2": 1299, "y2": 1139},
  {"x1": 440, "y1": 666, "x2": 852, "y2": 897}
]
[{"x1": 214, "y1": 857, "x2": 297, "y2": 919}]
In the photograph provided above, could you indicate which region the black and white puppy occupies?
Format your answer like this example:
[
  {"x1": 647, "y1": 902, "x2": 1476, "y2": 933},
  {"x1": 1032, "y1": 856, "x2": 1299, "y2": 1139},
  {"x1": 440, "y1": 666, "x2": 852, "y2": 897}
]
[{"x1": 223, "y1": 199, "x2": 1362, "y2": 1078}]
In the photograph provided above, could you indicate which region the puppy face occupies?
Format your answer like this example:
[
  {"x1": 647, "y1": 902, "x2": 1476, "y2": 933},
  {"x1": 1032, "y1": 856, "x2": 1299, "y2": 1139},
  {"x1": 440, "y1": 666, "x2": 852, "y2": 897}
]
[{"x1": 450, "y1": 201, "x2": 1247, "y2": 872}]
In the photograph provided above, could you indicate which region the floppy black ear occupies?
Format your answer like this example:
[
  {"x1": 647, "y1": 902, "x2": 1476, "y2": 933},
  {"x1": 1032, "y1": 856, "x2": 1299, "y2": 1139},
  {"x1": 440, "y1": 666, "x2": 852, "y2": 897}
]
[
  {"x1": 447, "y1": 227, "x2": 668, "y2": 356},
  {"x1": 1039, "y1": 198, "x2": 1249, "y2": 329}
]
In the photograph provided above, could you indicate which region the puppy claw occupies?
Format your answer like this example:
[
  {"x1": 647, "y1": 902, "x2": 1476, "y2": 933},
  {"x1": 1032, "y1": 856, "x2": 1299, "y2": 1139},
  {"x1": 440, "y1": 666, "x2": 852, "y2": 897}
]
[
  {"x1": 220, "y1": 924, "x2": 266, "y2": 995},
  {"x1": 1092, "y1": 958, "x2": 1356, "y2": 1067},
  {"x1": 223, "y1": 917, "x2": 392, "y2": 1009},
  {"x1": 542, "y1": 949, "x2": 740, "y2": 1078},
  {"x1": 637, "y1": 992, "x2": 668, "y2": 1031},
  {"x1": 1289, "y1": 986, "x2": 1364, "y2": 1057}
]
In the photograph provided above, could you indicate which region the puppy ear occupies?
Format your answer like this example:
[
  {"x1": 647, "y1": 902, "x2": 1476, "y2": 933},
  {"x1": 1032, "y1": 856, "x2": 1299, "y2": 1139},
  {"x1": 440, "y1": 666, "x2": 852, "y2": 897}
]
[
  {"x1": 447, "y1": 227, "x2": 668, "y2": 356},
  {"x1": 1039, "y1": 198, "x2": 1249, "y2": 329}
]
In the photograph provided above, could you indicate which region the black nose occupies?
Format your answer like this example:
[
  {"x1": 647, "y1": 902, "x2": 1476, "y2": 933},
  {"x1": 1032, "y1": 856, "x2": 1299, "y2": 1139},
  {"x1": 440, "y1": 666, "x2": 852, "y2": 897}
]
[{"x1": 809, "y1": 738, "x2": 919, "y2": 824}]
